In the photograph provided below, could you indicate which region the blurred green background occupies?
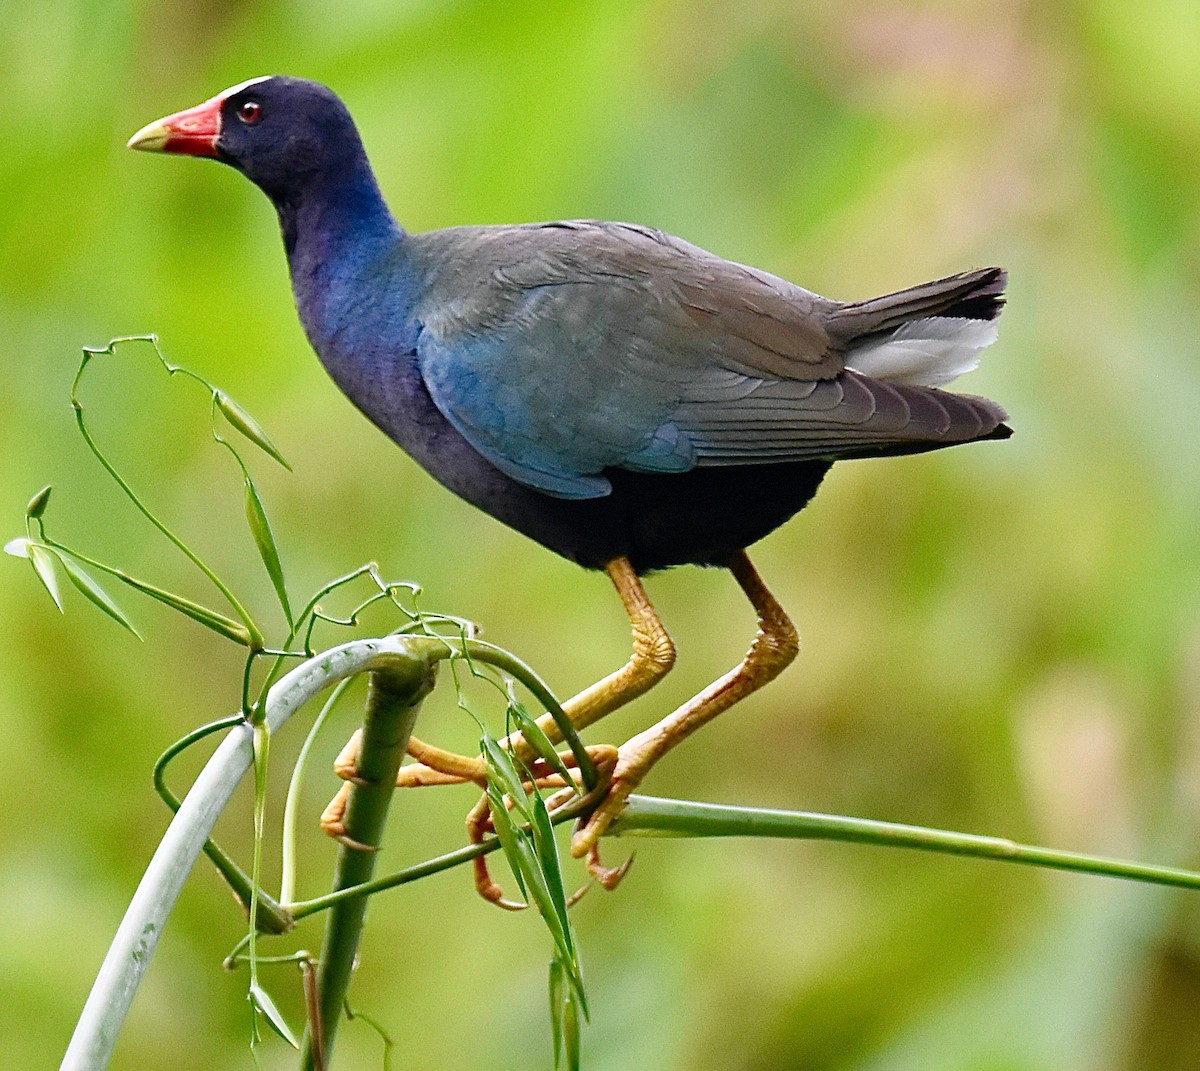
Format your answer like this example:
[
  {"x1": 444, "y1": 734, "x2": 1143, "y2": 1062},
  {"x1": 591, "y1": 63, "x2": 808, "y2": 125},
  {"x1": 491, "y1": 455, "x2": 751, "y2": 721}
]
[{"x1": 4, "y1": 1, "x2": 1200, "y2": 1068}]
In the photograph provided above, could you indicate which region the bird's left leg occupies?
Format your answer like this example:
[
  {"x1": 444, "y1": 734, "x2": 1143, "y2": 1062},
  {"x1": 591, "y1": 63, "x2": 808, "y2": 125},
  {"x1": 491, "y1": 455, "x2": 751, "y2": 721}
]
[
  {"x1": 338, "y1": 555, "x2": 674, "y2": 790},
  {"x1": 571, "y1": 549, "x2": 798, "y2": 876}
]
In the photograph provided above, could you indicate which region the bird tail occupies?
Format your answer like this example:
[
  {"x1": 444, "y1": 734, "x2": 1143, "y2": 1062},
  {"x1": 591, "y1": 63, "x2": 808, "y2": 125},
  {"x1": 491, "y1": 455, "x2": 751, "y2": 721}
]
[
  {"x1": 832, "y1": 266, "x2": 1006, "y2": 336},
  {"x1": 830, "y1": 267, "x2": 1007, "y2": 389}
]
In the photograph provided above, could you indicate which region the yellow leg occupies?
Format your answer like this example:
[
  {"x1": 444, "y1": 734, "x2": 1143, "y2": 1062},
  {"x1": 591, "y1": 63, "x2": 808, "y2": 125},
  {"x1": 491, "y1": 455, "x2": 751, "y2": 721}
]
[
  {"x1": 383, "y1": 555, "x2": 675, "y2": 788},
  {"x1": 571, "y1": 550, "x2": 798, "y2": 868},
  {"x1": 551, "y1": 556, "x2": 677, "y2": 735}
]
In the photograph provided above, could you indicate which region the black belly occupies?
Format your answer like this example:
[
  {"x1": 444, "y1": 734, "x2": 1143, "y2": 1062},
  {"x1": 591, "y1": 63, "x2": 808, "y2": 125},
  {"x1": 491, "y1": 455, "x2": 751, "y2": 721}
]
[
  {"x1": 556, "y1": 462, "x2": 831, "y2": 572},
  {"x1": 445, "y1": 451, "x2": 832, "y2": 573}
]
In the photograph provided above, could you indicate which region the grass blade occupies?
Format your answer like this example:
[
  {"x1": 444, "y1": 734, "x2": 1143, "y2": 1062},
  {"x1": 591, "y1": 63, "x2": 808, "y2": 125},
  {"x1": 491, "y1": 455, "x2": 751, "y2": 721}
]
[
  {"x1": 114, "y1": 573, "x2": 253, "y2": 646},
  {"x1": 549, "y1": 958, "x2": 565, "y2": 1069},
  {"x1": 531, "y1": 792, "x2": 587, "y2": 1013},
  {"x1": 509, "y1": 699, "x2": 573, "y2": 783},
  {"x1": 243, "y1": 475, "x2": 293, "y2": 627},
  {"x1": 56, "y1": 551, "x2": 142, "y2": 639},
  {"x1": 28, "y1": 544, "x2": 64, "y2": 611},
  {"x1": 563, "y1": 979, "x2": 581, "y2": 1071}
]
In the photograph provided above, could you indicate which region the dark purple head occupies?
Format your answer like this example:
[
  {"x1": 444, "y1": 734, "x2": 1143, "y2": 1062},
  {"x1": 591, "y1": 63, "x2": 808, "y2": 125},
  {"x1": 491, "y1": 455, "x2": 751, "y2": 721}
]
[{"x1": 128, "y1": 76, "x2": 366, "y2": 204}]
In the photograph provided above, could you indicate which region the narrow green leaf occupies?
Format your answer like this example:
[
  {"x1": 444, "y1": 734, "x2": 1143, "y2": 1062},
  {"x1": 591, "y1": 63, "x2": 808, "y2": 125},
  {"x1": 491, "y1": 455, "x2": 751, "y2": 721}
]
[
  {"x1": 531, "y1": 796, "x2": 573, "y2": 948},
  {"x1": 499, "y1": 823, "x2": 570, "y2": 962},
  {"x1": 4, "y1": 537, "x2": 30, "y2": 559},
  {"x1": 485, "y1": 785, "x2": 529, "y2": 899},
  {"x1": 482, "y1": 736, "x2": 533, "y2": 821},
  {"x1": 25, "y1": 485, "x2": 52, "y2": 519},
  {"x1": 516, "y1": 843, "x2": 562, "y2": 945},
  {"x1": 56, "y1": 552, "x2": 142, "y2": 639},
  {"x1": 509, "y1": 700, "x2": 573, "y2": 783},
  {"x1": 563, "y1": 982, "x2": 581, "y2": 1071},
  {"x1": 114, "y1": 572, "x2": 253, "y2": 645},
  {"x1": 243, "y1": 475, "x2": 293, "y2": 626},
  {"x1": 28, "y1": 544, "x2": 64, "y2": 611},
  {"x1": 532, "y1": 793, "x2": 588, "y2": 1014},
  {"x1": 216, "y1": 390, "x2": 291, "y2": 470},
  {"x1": 249, "y1": 982, "x2": 300, "y2": 1049}
]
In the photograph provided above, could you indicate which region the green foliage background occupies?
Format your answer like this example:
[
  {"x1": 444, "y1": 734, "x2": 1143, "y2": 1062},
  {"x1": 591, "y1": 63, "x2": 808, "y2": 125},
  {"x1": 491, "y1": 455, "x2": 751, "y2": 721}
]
[{"x1": 3, "y1": 2, "x2": 1200, "y2": 1068}]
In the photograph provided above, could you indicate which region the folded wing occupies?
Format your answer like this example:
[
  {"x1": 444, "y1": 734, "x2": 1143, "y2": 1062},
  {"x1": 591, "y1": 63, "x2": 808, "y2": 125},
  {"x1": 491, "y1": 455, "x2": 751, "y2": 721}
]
[{"x1": 413, "y1": 221, "x2": 1008, "y2": 498}]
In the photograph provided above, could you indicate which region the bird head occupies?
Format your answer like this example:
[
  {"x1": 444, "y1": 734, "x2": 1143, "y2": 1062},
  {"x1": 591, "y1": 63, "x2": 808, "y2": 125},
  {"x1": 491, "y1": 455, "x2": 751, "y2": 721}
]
[{"x1": 127, "y1": 76, "x2": 363, "y2": 203}]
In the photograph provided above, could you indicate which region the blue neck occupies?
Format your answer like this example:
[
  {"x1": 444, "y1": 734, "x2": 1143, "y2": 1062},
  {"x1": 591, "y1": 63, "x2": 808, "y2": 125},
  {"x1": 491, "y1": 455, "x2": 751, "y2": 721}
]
[
  {"x1": 274, "y1": 158, "x2": 423, "y2": 420},
  {"x1": 277, "y1": 155, "x2": 402, "y2": 324}
]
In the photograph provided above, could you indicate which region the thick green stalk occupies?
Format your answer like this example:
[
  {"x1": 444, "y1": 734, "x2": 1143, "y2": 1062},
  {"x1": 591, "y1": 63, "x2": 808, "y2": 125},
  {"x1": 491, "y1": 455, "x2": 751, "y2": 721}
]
[
  {"x1": 613, "y1": 797, "x2": 1200, "y2": 891},
  {"x1": 300, "y1": 657, "x2": 437, "y2": 1070}
]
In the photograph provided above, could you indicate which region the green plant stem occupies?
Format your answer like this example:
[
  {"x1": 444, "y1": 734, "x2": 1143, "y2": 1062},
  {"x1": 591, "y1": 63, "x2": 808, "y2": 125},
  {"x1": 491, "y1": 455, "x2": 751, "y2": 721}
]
[
  {"x1": 153, "y1": 717, "x2": 291, "y2": 934},
  {"x1": 300, "y1": 657, "x2": 437, "y2": 1071},
  {"x1": 72, "y1": 340, "x2": 264, "y2": 647},
  {"x1": 288, "y1": 790, "x2": 1200, "y2": 923},
  {"x1": 612, "y1": 796, "x2": 1200, "y2": 890}
]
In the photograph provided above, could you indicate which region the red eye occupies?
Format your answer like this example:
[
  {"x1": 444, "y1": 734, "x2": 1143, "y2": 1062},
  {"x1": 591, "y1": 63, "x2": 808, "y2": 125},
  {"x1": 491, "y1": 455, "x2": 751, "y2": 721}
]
[{"x1": 237, "y1": 100, "x2": 262, "y2": 125}]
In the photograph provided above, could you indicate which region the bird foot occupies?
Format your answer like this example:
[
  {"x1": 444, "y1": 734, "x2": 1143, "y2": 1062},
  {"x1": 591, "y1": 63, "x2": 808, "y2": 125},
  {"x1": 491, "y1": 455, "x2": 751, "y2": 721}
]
[
  {"x1": 332, "y1": 730, "x2": 367, "y2": 784},
  {"x1": 317, "y1": 782, "x2": 378, "y2": 852},
  {"x1": 468, "y1": 745, "x2": 624, "y2": 909},
  {"x1": 569, "y1": 745, "x2": 643, "y2": 862}
]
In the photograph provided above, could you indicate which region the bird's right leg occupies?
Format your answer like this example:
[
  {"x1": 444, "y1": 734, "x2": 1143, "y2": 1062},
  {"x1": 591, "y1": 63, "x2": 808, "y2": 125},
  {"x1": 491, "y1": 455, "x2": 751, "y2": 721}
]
[
  {"x1": 572, "y1": 550, "x2": 799, "y2": 875},
  {"x1": 453, "y1": 556, "x2": 674, "y2": 904}
]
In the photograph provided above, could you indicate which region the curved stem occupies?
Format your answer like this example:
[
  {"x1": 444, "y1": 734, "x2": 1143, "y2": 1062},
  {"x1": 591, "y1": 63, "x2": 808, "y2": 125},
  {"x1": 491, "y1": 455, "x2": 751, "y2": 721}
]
[
  {"x1": 61, "y1": 637, "x2": 434, "y2": 1071},
  {"x1": 281, "y1": 679, "x2": 355, "y2": 906}
]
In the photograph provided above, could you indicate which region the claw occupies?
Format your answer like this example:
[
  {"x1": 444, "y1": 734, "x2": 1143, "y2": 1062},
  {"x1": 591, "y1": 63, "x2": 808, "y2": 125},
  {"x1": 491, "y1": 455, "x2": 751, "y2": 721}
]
[
  {"x1": 319, "y1": 782, "x2": 352, "y2": 839},
  {"x1": 318, "y1": 782, "x2": 379, "y2": 851},
  {"x1": 474, "y1": 855, "x2": 528, "y2": 911},
  {"x1": 333, "y1": 730, "x2": 364, "y2": 783},
  {"x1": 586, "y1": 844, "x2": 634, "y2": 891}
]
